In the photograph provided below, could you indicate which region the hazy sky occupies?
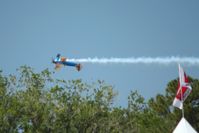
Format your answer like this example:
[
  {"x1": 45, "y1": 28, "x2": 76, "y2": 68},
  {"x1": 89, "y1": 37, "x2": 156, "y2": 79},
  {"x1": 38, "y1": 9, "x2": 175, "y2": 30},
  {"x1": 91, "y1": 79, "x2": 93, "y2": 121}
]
[{"x1": 1, "y1": 0, "x2": 199, "y2": 107}]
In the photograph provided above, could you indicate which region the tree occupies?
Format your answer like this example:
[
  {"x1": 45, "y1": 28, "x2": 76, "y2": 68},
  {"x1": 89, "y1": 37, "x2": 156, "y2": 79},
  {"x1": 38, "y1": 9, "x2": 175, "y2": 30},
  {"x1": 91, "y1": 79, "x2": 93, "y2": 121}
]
[
  {"x1": 148, "y1": 77, "x2": 199, "y2": 132},
  {"x1": 0, "y1": 66, "x2": 199, "y2": 132}
]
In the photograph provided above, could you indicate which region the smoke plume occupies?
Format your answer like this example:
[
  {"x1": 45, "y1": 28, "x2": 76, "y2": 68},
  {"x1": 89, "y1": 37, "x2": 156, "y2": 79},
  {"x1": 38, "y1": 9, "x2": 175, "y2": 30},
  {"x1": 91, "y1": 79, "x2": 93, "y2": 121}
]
[{"x1": 68, "y1": 57, "x2": 199, "y2": 65}]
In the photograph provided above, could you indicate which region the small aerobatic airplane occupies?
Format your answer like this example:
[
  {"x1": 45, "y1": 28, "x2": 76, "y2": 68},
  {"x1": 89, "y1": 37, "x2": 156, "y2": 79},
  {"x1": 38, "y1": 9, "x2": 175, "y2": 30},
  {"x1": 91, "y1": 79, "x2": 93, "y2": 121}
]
[{"x1": 52, "y1": 54, "x2": 82, "y2": 71}]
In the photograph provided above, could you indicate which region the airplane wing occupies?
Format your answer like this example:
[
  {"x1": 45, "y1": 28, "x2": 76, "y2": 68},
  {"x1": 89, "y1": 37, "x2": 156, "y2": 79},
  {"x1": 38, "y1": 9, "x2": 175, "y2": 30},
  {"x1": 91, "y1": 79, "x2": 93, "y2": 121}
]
[
  {"x1": 61, "y1": 57, "x2": 67, "y2": 62},
  {"x1": 55, "y1": 63, "x2": 63, "y2": 70}
]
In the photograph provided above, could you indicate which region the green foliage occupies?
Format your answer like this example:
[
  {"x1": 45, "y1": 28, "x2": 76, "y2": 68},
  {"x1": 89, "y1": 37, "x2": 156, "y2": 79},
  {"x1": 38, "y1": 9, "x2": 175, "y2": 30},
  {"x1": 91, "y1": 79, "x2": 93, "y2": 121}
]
[
  {"x1": 148, "y1": 77, "x2": 199, "y2": 132},
  {"x1": 0, "y1": 66, "x2": 198, "y2": 132}
]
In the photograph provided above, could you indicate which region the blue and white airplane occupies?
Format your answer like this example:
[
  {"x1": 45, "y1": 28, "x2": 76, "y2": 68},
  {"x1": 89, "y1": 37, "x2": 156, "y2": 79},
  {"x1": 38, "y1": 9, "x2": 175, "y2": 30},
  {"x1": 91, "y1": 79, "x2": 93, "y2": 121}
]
[{"x1": 52, "y1": 54, "x2": 82, "y2": 71}]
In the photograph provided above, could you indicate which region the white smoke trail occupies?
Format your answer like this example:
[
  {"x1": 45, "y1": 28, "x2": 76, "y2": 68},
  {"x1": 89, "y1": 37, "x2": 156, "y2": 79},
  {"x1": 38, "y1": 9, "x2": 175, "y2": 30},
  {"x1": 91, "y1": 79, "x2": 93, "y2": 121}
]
[{"x1": 68, "y1": 57, "x2": 199, "y2": 66}]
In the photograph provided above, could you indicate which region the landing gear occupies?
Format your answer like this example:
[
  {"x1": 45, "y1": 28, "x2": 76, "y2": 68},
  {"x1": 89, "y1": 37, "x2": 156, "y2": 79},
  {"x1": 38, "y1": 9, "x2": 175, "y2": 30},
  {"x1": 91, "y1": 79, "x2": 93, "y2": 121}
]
[{"x1": 76, "y1": 64, "x2": 82, "y2": 71}]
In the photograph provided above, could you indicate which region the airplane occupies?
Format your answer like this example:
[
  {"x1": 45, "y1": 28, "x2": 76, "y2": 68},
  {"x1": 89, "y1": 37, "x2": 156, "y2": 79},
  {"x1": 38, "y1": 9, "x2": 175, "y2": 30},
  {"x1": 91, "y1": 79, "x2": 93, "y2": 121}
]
[{"x1": 52, "y1": 54, "x2": 82, "y2": 71}]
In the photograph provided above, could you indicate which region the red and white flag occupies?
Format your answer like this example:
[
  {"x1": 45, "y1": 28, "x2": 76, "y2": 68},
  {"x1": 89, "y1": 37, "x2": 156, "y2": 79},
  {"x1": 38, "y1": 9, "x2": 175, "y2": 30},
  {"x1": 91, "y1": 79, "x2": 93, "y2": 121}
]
[{"x1": 172, "y1": 64, "x2": 192, "y2": 109}]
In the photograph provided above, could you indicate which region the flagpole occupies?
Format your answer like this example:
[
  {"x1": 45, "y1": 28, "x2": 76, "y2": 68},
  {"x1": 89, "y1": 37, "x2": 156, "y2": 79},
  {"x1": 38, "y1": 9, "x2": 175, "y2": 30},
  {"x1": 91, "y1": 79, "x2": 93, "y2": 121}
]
[
  {"x1": 181, "y1": 85, "x2": 184, "y2": 118},
  {"x1": 179, "y1": 64, "x2": 184, "y2": 118}
]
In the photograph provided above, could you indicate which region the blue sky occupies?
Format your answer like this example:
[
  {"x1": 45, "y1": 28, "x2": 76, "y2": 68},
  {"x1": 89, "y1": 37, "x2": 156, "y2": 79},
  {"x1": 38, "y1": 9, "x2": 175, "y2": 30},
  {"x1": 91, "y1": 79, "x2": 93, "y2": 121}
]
[{"x1": 0, "y1": 0, "x2": 199, "y2": 107}]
